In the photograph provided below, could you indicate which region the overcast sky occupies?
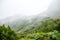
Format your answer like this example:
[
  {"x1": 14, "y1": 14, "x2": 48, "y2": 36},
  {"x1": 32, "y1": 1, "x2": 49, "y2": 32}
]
[{"x1": 0, "y1": 0, "x2": 52, "y2": 19}]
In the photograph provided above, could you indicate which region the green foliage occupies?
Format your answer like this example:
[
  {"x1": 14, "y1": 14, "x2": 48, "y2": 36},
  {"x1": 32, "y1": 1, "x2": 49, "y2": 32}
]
[
  {"x1": 35, "y1": 18, "x2": 60, "y2": 32},
  {"x1": 18, "y1": 18, "x2": 60, "y2": 40},
  {"x1": 0, "y1": 18, "x2": 60, "y2": 40},
  {"x1": 0, "y1": 25, "x2": 18, "y2": 40}
]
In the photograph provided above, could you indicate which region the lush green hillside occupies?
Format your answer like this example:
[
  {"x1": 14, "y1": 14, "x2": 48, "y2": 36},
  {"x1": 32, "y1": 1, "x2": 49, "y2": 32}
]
[
  {"x1": 0, "y1": 18, "x2": 60, "y2": 40},
  {"x1": 18, "y1": 18, "x2": 60, "y2": 40},
  {"x1": 0, "y1": 25, "x2": 19, "y2": 40},
  {"x1": 17, "y1": 18, "x2": 60, "y2": 33}
]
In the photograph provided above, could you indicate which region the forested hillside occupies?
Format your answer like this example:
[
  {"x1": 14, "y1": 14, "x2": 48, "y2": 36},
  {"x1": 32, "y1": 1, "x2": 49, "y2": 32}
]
[
  {"x1": 0, "y1": 25, "x2": 18, "y2": 40},
  {"x1": 0, "y1": 18, "x2": 60, "y2": 40},
  {"x1": 0, "y1": 0, "x2": 60, "y2": 40}
]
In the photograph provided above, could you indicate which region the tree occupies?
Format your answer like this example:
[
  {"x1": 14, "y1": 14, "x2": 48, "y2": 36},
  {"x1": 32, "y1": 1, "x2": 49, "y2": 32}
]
[{"x1": 0, "y1": 25, "x2": 19, "y2": 40}]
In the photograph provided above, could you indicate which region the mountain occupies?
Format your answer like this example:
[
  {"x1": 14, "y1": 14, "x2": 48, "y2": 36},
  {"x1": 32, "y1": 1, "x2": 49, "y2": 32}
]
[
  {"x1": 0, "y1": 13, "x2": 48, "y2": 32},
  {"x1": 16, "y1": 0, "x2": 60, "y2": 33},
  {"x1": 0, "y1": 0, "x2": 60, "y2": 33}
]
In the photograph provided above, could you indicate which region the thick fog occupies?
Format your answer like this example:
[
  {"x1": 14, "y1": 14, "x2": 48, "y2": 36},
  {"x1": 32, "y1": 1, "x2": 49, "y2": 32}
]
[
  {"x1": 46, "y1": 0, "x2": 60, "y2": 18},
  {"x1": 0, "y1": 0, "x2": 52, "y2": 19}
]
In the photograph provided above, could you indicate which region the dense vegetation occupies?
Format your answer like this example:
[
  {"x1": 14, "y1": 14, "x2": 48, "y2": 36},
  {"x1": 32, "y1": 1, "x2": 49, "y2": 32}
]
[
  {"x1": 0, "y1": 18, "x2": 60, "y2": 40},
  {"x1": 18, "y1": 18, "x2": 60, "y2": 40},
  {"x1": 35, "y1": 18, "x2": 60, "y2": 32},
  {"x1": 0, "y1": 25, "x2": 18, "y2": 40}
]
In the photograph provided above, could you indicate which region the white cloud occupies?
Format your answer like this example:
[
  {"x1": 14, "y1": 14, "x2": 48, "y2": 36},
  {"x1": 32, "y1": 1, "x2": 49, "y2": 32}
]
[{"x1": 0, "y1": 0, "x2": 52, "y2": 19}]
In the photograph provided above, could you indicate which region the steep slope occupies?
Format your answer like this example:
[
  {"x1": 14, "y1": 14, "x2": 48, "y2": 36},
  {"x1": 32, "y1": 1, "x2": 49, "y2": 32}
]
[
  {"x1": 18, "y1": 0, "x2": 60, "y2": 33},
  {"x1": 0, "y1": 13, "x2": 48, "y2": 32},
  {"x1": 0, "y1": 0, "x2": 60, "y2": 33}
]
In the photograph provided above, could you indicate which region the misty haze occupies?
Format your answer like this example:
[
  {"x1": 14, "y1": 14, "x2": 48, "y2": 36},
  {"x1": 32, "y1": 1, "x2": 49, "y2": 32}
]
[{"x1": 0, "y1": 0, "x2": 60, "y2": 40}]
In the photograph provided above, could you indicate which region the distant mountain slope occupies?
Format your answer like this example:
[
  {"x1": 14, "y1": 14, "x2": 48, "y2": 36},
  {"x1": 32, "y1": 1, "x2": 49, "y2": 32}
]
[
  {"x1": 0, "y1": 0, "x2": 60, "y2": 33},
  {"x1": 16, "y1": 0, "x2": 60, "y2": 33},
  {"x1": 0, "y1": 13, "x2": 48, "y2": 32}
]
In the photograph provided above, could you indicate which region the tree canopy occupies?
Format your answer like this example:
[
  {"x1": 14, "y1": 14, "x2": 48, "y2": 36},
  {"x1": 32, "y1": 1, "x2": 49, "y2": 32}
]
[{"x1": 0, "y1": 25, "x2": 19, "y2": 40}]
